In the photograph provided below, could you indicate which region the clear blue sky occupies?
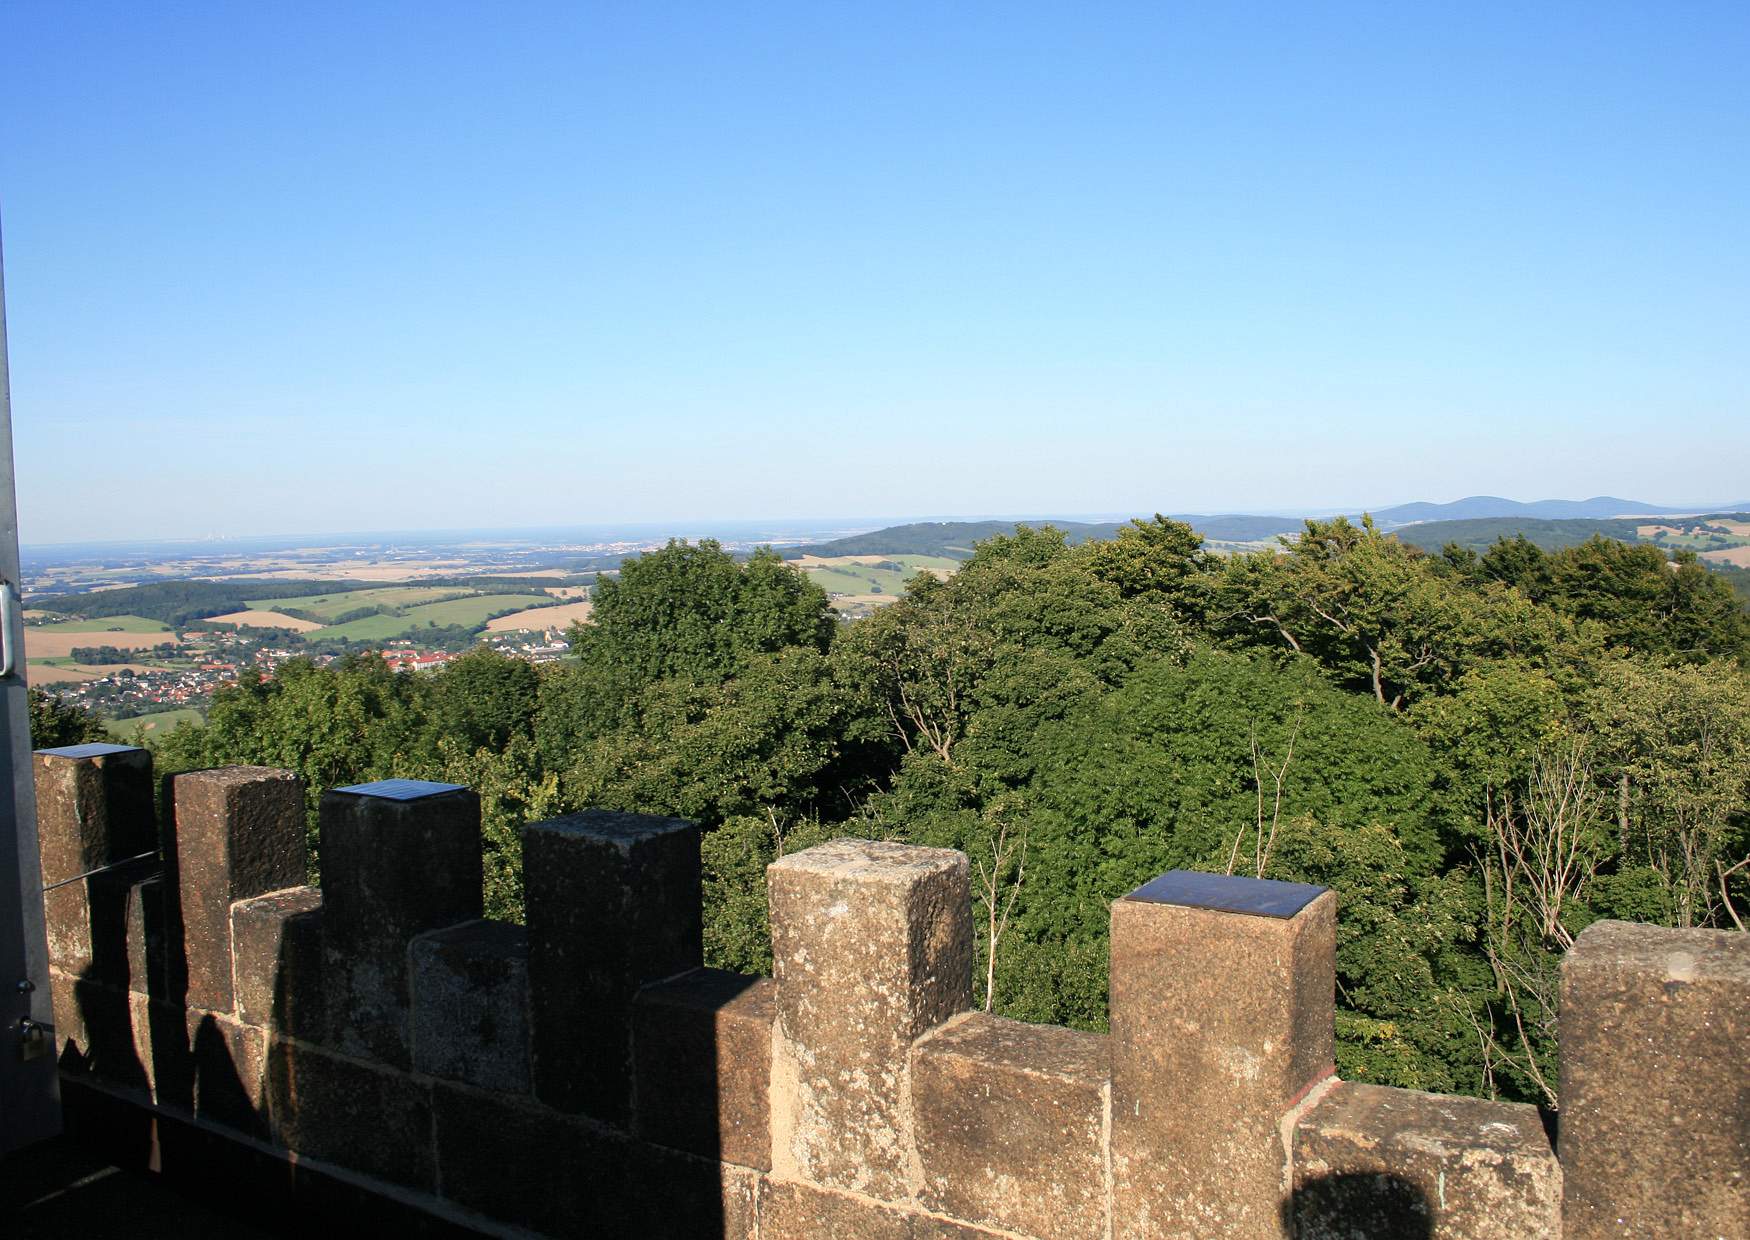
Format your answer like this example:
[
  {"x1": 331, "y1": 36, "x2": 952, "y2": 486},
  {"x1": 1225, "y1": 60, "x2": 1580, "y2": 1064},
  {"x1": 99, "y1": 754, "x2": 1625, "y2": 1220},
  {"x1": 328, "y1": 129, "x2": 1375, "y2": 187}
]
[{"x1": 3, "y1": 3, "x2": 1746, "y2": 543}]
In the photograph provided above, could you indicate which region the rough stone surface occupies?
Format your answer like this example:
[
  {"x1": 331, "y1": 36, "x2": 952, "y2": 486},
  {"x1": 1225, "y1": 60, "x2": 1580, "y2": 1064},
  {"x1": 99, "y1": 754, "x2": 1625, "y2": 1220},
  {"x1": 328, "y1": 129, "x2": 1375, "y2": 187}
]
[
  {"x1": 230, "y1": 886, "x2": 325, "y2": 1039},
  {"x1": 409, "y1": 919, "x2": 530, "y2": 1093},
  {"x1": 523, "y1": 809, "x2": 701, "y2": 1123},
  {"x1": 124, "y1": 872, "x2": 173, "y2": 999},
  {"x1": 1560, "y1": 919, "x2": 1750, "y2": 1239},
  {"x1": 1292, "y1": 1081, "x2": 1560, "y2": 1239},
  {"x1": 51, "y1": 968, "x2": 147, "y2": 1089},
  {"x1": 759, "y1": 1178, "x2": 915, "y2": 1240},
  {"x1": 433, "y1": 1082, "x2": 757, "y2": 1236},
  {"x1": 768, "y1": 838, "x2": 972, "y2": 1201},
  {"x1": 912, "y1": 1011, "x2": 1109, "y2": 1240},
  {"x1": 34, "y1": 746, "x2": 157, "y2": 977},
  {"x1": 433, "y1": 1083, "x2": 632, "y2": 1234},
  {"x1": 265, "y1": 1035, "x2": 434, "y2": 1192},
  {"x1": 33, "y1": 745, "x2": 156, "y2": 880},
  {"x1": 187, "y1": 1009, "x2": 269, "y2": 1139},
  {"x1": 1110, "y1": 881, "x2": 1336, "y2": 1239},
  {"x1": 319, "y1": 785, "x2": 482, "y2": 1067},
  {"x1": 633, "y1": 966, "x2": 776, "y2": 1170},
  {"x1": 168, "y1": 767, "x2": 307, "y2": 1012}
]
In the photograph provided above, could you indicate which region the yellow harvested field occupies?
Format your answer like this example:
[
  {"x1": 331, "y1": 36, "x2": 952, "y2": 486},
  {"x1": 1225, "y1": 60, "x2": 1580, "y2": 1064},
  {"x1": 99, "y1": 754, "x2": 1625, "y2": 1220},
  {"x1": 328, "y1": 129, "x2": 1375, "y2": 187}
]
[
  {"x1": 28, "y1": 664, "x2": 100, "y2": 684},
  {"x1": 30, "y1": 661, "x2": 165, "y2": 684},
  {"x1": 1715, "y1": 520, "x2": 1750, "y2": 536},
  {"x1": 206, "y1": 610, "x2": 324, "y2": 632},
  {"x1": 792, "y1": 554, "x2": 896, "y2": 567},
  {"x1": 25, "y1": 630, "x2": 174, "y2": 659},
  {"x1": 546, "y1": 586, "x2": 592, "y2": 599},
  {"x1": 1701, "y1": 546, "x2": 1750, "y2": 567},
  {"x1": 829, "y1": 593, "x2": 900, "y2": 609},
  {"x1": 484, "y1": 600, "x2": 594, "y2": 632}
]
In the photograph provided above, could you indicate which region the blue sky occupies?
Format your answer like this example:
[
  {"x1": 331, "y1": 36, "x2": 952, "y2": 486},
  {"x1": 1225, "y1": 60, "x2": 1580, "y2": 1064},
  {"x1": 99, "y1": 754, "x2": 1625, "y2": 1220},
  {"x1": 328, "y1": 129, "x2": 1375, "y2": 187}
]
[{"x1": 2, "y1": 3, "x2": 1746, "y2": 543}]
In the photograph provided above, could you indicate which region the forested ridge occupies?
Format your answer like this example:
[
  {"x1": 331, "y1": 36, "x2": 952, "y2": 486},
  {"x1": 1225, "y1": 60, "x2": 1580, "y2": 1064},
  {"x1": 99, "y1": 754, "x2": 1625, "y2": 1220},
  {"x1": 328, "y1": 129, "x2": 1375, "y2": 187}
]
[{"x1": 105, "y1": 519, "x2": 1749, "y2": 1108}]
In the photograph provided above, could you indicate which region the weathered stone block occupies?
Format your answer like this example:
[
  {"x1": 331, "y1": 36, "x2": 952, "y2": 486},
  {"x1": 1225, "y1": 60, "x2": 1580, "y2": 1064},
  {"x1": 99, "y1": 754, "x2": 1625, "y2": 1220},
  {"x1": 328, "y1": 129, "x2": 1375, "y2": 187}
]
[
  {"x1": 409, "y1": 918, "x2": 530, "y2": 1094},
  {"x1": 34, "y1": 745, "x2": 156, "y2": 977},
  {"x1": 633, "y1": 966, "x2": 776, "y2": 1169},
  {"x1": 1292, "y1": 1081, "x2": 1560, "y2": 1239},
  {"x1": 912, "y1": 1012, "x2": 1109, "y2": 1239},
  {"x1": 230, "y1": 886, "x2": 325, "y2": 1039},
  {"x1": 34, "y1": 744, "x2": 156, "y2": 880},
  {"x1": 124, "y1": 872, "x2": 173, "y2": 999},
  {"x1": 433, "y1": 1082, "x2": 635, "y2": 1235},
  {"x1": 50, "y1": 969, "x2": 147, "y2": 1090},
  {"x1": 1110, "y1": 870, "x2": 1335, "y2": 1239},
  {"x1": 188, "y1": 1010, "x2": 269, "y2": 1138},
  {"x1": 758, "y1": 1178, "x2": 915, "y2": 1240},
  {"x1": 319, "y1": 781, "x2": 482, "y2": 1067},
  {"x1": 523, "y1": 809, "x2": 701, "y2": 1122},
  {"x1": 1560, "y1": 919, "x2": 1750, "y2": 1239},
  {"x1": 266, "y1": 1035, "x2": 434, "y2": 1192},
  {"x1": 768, "y1": 838, "x2": 972, "y2": 1200},
  {"x1": 168, "y1": 767, "x2": 307, "y2": 1012}
]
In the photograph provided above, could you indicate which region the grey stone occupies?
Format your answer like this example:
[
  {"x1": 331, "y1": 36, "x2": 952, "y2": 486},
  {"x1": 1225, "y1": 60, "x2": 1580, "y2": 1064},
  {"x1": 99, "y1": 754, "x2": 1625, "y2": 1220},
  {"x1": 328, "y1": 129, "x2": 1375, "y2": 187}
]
[
  {"x1": 230, "y1": 886, "x2": 325, "y2": 1039},
  {"x1": 1292, "y1": 1080, "x2": 1560, "y2": 1239},
  {"x1": 167, "y1": 767, "x2": 307, "y2": 1012},
  {"x1": 319, "y1": 784, "x2": 482, "y2": 1067},
  {"x1": 768, "y1": 838, "x2": 972, "y2": 1200},
  {"x1": 1560, "y1": 919, "x2": 1750, "y2": 1239},
  {"x1": 523, "y1": 809, "x2": 700, "y2": 1123},
  {"x1": 912, "y1": 1012, "x2": 1109, "y2": 1239},
  {"x1": 1110, "y1": 876, "x2": 1336, "y2": 1239},
  {"x1": 410, "y1": 918, "x2": 530, "y2": 1094},
  {"x1": 633, "y1": 966, "x2": 776, "y2": 1169}
]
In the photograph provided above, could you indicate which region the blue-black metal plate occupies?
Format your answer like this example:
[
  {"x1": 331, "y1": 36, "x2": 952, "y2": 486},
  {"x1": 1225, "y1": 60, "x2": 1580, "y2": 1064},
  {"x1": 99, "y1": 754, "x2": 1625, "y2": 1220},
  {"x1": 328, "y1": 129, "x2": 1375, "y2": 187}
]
[
  {"x1": 1123, "y1": 869, "x2": 1326, "y2": 919},
  {"x1": 334, "y1": 778, "x2": 466, "y2": 801},
  {"x1": 37, "y1": 742, "x2": 141, "y2": 759}
]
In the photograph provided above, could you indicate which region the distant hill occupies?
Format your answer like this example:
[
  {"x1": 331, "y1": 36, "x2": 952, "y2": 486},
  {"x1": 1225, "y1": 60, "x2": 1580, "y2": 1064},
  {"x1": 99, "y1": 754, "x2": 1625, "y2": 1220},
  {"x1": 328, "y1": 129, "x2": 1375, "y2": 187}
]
[
  {"x1": 1391, "y1": 511, "x2": 1750, "y2": 555},
  {"x1": 1390, "y1": 517, "x2": 1640, "y2": 553},
  {"x1": 30, "y1": 579, "x2": 378, "y2": 626},
  {"x1": 784, "y1": 514, "x2": 1305, "y2": 560},
  {"x1": 1368, "y1": 496, "x2": 1737, "y2": 527}
]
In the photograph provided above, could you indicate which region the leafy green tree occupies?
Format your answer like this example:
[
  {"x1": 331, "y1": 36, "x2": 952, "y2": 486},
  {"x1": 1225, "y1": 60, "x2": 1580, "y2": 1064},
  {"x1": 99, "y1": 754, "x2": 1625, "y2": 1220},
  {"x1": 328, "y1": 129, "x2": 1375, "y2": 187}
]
[
  {"x1": 429, "y1": 648, "x2": 540, "y2": 752},
  {"x1": 1216, "y1": 516, "x2": 1563, "y2": 710},
  {"x1": 1544, "y1": 537, "x2": 1749, "y2": 663},
  {"x1": 26, "y1": 687, "x2": 109, "y2": 748}
]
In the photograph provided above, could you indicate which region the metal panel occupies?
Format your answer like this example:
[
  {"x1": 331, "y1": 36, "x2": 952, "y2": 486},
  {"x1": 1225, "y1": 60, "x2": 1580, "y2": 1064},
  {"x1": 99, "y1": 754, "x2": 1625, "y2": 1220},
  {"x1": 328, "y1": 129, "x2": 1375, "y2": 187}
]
[
  {"x1": 333, "y1": 778, "x2": 466, "y2": 801},
  {"x1": 1122, "y1": 869, "x2": 1327, "y2": 919},
  {"x1": 0, "y1": 213, "x2": 62, "y2": 1154}
]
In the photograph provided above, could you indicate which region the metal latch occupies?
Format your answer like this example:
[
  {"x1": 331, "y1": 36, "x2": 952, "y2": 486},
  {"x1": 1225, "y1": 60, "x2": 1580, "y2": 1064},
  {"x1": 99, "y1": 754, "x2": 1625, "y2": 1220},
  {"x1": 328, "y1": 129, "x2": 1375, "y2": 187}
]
[{"x1": 19, "y1": 1018, "x2": 51, "y2": 1062}]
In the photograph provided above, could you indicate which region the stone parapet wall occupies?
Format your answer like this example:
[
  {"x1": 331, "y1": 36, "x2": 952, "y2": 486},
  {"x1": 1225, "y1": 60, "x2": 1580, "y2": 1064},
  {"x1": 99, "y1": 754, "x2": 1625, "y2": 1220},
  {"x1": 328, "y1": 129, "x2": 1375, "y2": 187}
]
[{"x1": 30, "y1": 745, "x2": 1749, "y2": 1238}]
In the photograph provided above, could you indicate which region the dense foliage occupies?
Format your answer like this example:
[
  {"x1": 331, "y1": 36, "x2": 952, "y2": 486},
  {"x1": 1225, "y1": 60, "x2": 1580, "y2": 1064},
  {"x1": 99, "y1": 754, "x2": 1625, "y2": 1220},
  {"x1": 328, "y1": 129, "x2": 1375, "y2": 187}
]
[{"x1": 119, "y1": 524, "x2": 1748, "y2": 1107}]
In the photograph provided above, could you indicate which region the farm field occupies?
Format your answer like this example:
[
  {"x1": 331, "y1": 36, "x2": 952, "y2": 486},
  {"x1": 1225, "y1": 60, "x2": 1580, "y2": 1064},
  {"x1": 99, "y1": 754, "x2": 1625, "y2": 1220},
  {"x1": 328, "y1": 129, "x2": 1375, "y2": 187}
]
[
  {"x1": 27, "y1": 614, "x2": 171, "y2": 633},
  {"x1": 105, "y1": 708, "x2": 204, "y2": 741},
  {"x1": 793, "y1": 554, "x2": 959, "y2": 607},
  {"x1": 313, "y1": 592, "x2": 552, "y2": 641},
  {"x1": 485, "y1": 599, "x2": 594, "y2": 632},
  {"x1": 251, "y1": 585, "x2": 470, "y2": 621},
  {"x1": 29, "y1": 660, "x2": 169, "y2": 685},
  {"x1": 25, "y1": 629, "x2": 178, "y2": 659},
  {"x1": 206, "y1": 609, "x2": 324, "y2": 632}
]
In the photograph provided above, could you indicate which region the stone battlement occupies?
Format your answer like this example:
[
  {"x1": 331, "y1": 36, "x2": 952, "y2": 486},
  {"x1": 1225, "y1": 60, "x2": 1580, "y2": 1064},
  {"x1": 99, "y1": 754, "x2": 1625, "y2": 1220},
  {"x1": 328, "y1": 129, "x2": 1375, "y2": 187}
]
[{"x1": 32, "y1": 744, "x2": 1750, "y2": 1238}]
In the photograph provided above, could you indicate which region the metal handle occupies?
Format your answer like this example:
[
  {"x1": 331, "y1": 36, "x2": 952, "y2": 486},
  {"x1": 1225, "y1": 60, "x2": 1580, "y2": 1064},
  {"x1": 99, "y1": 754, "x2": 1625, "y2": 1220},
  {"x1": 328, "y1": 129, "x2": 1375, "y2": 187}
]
[{"x1": 0, "y1": 579, "x2": 15, "y2": 678}]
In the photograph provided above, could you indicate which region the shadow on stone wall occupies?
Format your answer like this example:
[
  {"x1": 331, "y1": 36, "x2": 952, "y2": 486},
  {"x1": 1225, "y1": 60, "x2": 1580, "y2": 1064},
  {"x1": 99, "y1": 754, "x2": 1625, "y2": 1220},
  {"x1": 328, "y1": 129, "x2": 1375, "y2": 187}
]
[{"x1": 1283, "y1": 1170, "x2": 1435, "y2": 1238}]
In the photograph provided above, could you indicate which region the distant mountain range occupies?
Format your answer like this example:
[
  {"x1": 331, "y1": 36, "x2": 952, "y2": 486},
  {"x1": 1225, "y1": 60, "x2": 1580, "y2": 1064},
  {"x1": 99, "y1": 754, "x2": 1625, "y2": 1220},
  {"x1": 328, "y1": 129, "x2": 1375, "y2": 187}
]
[
  {"x1": 785, "y1": 498, "x2": 1750, "y2": 562},
  {"x1": 1367, "y1": 496, "x2": 1750, "y2": 526}
]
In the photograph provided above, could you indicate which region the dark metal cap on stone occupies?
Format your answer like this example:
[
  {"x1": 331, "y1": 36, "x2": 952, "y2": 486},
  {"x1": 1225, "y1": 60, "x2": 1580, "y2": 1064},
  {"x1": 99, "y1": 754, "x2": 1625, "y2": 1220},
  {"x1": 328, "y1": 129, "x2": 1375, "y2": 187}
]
[
  {"x1": 36, "y1": 742, "x2": 143, "y2": 760},
  {"x1": 1123, "y1": 869, "x2": 1327, "y2": 919},
  {"x1": 332, "y1": 778, "x2": 466, "y2": 801}
]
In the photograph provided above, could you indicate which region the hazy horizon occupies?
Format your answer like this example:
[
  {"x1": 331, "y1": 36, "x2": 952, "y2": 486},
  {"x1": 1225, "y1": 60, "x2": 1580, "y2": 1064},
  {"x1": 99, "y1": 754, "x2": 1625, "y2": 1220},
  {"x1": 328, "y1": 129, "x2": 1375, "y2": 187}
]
[{"x1": 4, "y1": 4, "x2": 1746, "y2": 544}]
